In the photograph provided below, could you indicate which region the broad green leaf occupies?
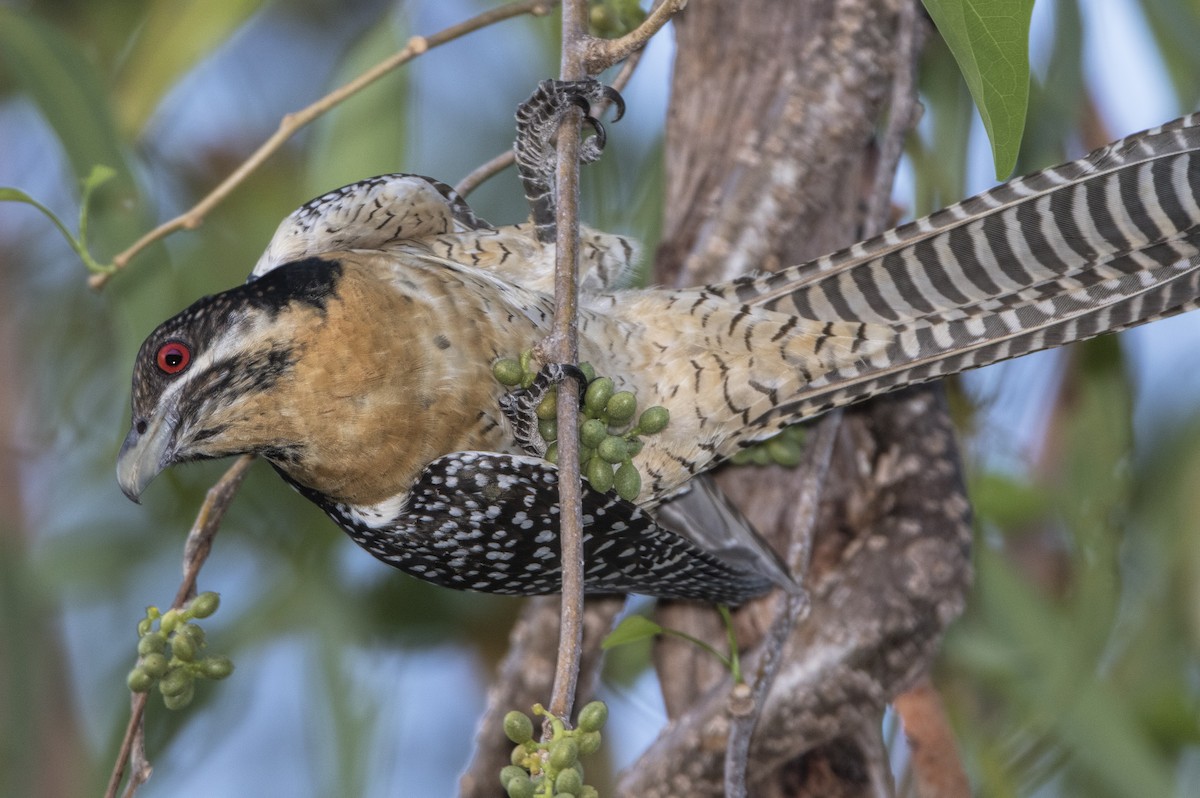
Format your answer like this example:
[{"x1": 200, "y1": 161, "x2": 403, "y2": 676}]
[
  {"x1": 113, "y1": 0, "x2": 265, "y2": 135},
  {"x1": 600, "y1": 614, "x2": 663, "y2": 649},
  {"x1": 0, "y1": 9, "x2": 129, "y2": 182},
  {"x1": 305, "y1": 15, "x2": 410, "y2": 195},
  {"x1": 922, "y1": 0, "x2": 1035, "y2": 178}
]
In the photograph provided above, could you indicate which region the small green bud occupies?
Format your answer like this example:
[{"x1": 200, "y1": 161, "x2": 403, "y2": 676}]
[
  {"x1": 538, "y1": 417, "x2": 558, "y2": 443},
  {"x1": 127, "y1": 667, "x2": 154, "y2": 693},
  {"x1": 137, "y1": 617, "x2": 152, "y2": 637},
  {"x1": 177, "y1": 623, "x2": 206, "y2": 647},
  {"x1": 503, "y1": 710, "x2": 534, "y2": 744},
  {"x1": 614, "y1": 461, "x2": 642, "y2": 502},
  {"x1": 140, "y1": 652, "x2": 169, "y2": 679},
  {"x1": 511, "y1": 744, "x2": 527, "y2": 767},
  {"x1": 545, "y1": 442, "x2": 558, "y2": 464},
  {"x1": 499, "y1": 765, "x2": 527, "y2": 789},
  {"x1": 580, "y1": 786, "x2": 600, "y2": 798},
  {"x1": 504, "y1": 770, "x2": 534, "y2": 798},
  {"x1": 549, "y1": 738, "x2": 579, "y2": 770},
  {"x1": 580, "y1": 418, "x2": 608, "y2": 448},
  {"x1": 583, "y1": 377, "x2": 614, "y2": 416},
  {"x1": 137, "y1": 632, "x2": 167, "y2": 656},
  {"x1": 596, "y1": 435, "x2": 629, "y2": 464},
  {"x1": 577, "y1": 700, "x2": 608, "y2": 732},
  {"x1": 159, "y1": 667, "x2": 193, "y2": 698},
  {"x1": 201, "y1": 655, "x2": 234, "y2": 680},
  {"x1": 637, "y1": 406, "x2": 670, "y2": 434},
  {"x1": 160, "y1": 609, "x2": 181, "y2": 635},
  {"x1": 171, "y1": 635, "x2": 196, "y2": 662},
  {"x1": 555, "y1": 767, "x2": 583, "y2": 795},
  {"x1": 578, "y1": 362, "x2": 597, "y2": 382},
  {"x1": 585, "y1": 456, "x2": 614, "y2": 494},
  {"x1": 162, "y1": 684, "x2": 194, "y2": 711},
  {"x1": 493, "y1": 358, "x2": 525, "y2": 386},
  {"x1": 605, "y1": 391, "x2": 637, "y2": 423},
  {"x1": 577, "y1": 730, "x2": 603, "y2": 755},
  {"x1": 536, "y1": 390, "x2": 559, "y2": 421},
  {"x1": 189, "y1": 592, "x2": 220, "y2": 618}
]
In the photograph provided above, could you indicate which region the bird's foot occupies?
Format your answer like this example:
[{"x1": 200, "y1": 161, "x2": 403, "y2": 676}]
[
  {"x1": 498, "y1": 362, "x2": 588, "y2": 456},
  {"x1": 514, "y1": 79, "x2": 625, "y2": 242}
]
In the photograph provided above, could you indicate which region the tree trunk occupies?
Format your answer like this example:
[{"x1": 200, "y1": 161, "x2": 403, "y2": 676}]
[{"x1": 624, "y1": 0, "x2": 973, "y2": 794}]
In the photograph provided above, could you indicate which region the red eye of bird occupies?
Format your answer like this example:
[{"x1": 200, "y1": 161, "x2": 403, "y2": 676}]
[{"x1": 156, "y1": 341, "x2": 191, "y2": 375}]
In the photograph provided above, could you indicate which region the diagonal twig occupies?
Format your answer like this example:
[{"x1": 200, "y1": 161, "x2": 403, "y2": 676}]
[
  {"x1": 91, "y1": 0, "x2": 559, "y2": 290},
  {"x1": 104, "y1": 455, "x2": 254, "y2": 798}
]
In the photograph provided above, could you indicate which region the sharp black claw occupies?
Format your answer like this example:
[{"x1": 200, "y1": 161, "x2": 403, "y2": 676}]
[{"x1": 602, "y1": 85, "x2": 625, "y2": 123}]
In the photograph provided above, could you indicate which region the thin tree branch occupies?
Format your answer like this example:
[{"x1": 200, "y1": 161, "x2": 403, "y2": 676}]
[
  {"x1": 583, "y1": 0, "x2": 687, "y2": 74},
  {"x1": 537, "y1": 0, "x2": 589, "y2": 729},
  {"x1": 90, "y1": 0, "x2": 559, "y2": 290},
  {"x1": 723, "y1": 413, "x2": 841, "y2": 797},
  {"x1": 104, "y1": 455, "x2": 255, "y2": 798}
]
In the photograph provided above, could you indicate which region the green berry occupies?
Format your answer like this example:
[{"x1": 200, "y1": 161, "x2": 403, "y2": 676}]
[
  {"x1": 137, "y1": 632, "x2": 167, "y2": 656},
  {"x1": 504, "y1": 770, "x2": 534, "y2": 798},
  {"x1": 162, "y1": 684, "x2": 195, "y2": 711},
  {"x1": 580, "y1": 418, "x2": 608, "y2": 448},
  {"x1": 503, "y1": 710, "x2": 534, "y2": 744},
  {"x1": 160, "y1": 609, "x2": 181, "y2": 635},
  {"x1": 614, "y1": 461, "x2": 642, "y2": 502},
  {"x1": 583, "y1": 377, "x2": 614, "y2": 416},
  {"x1": 127, "y1": 667, "x2": 153, "y2": 693},
  {"x1": 171, "y1": 635, "x2": 196, "y2": 662},
  {"x1": 585, "y1": 456, "x2": 615, "y2": 494},
  {"x1": 750, "y1": 446, "x2": 772, "y2": 466},
  {"x1": 730, "y1": 448, "x2": 753, "y2": 465},
  {"x1": 499, "y1": 765, "x2": 527, "y2": 789},
  {"x1": 637, "y1": 406, "x2": 670, "y2": 434},
  {"x1": 577, "y1": 730, "x2": 602, "y2": 755},
  {"x1": 545, "y1": 442, "x2": 558, "y2": 464},
  {"x1": 511, "y1": 745, "x2": 528, "y2": 767},
  {"x1": 549, "y1": 738, "x2": 579, "y2": 770},
  {"x1": 536, "y1": 390, "x2": 559, "y2": 421},
  {"x1": 596, "y1": 435, "x2": 629, "y2": 464},
  {"x1": 625, "y1": 437, "x2": 643, "y2": 457},
  {"x1": 140, "y1": 652, "x2": 169, "y2": 678},
  {"x1": 555, "y1": 767, "x2": 583, "y2": 795},
  {"x1": 137, "y1": 617, "x2": 152, "y2": 637},
  {"x1": 580, "y1": 786, "x2": 599, "y2": 798},
  {"x1": 538, "y1": 417, "x2": 558, "y2": 443},
  {"x1": 159, "y1": 667, "x2": 193, "y2": 698},
  {"x1": 605, "y1": 391, "x2": 637, "y2": 423},
  {"x1": 189, "y1": 591, "x2": 220, "y2": 618},
  {"x1": 202, "y1": 655, "x2": 234, "y2": 680},
  {"x1": 177, "y1": 623, "x2": 206, "y2": 647},
  {"x1": 577, "y1": 701, "x2": 608, "y2": 732},
  {"x1": 579, "y1": 362, "x2": 597, "y2": 382},
  {"x1": 493, "y1": 358, "x2": 525, "y2": 386}
]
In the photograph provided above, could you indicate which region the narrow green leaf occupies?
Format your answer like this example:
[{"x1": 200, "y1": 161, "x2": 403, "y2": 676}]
[
  {"x1": 600, "y1": 615, "x2": 663, "y2": 649},
  {"x1": 922, "y1": 0, "x2": 1035, "y2": 178}
]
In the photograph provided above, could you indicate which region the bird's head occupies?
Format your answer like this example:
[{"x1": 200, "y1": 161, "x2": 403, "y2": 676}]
[{"x1": 117, "y1": 258, "x2": 342, "y2": 502}]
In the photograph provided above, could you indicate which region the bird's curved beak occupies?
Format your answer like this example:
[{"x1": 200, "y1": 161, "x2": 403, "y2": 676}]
[{"x1": 116, "y1": 412, "x2": 174, "y2": 503}]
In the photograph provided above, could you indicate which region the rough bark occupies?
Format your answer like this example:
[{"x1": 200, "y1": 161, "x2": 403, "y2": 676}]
[{"x1": 625, "y1": 0, "x2": 974, "y2": 794}]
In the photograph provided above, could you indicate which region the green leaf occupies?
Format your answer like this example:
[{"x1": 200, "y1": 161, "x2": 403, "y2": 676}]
[
  {"x1": 600, "y1": 615, "x2": 663, "y2": 649},
  {"x1": 922, "y1": 0, "x2": 1035, "y2": 178},
  {"x1": 0, "y1": 9, "x2": 129, "y2": 182}
]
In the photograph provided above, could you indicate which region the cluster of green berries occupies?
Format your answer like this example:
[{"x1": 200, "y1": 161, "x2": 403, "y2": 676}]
[
  {"x1": 125, "y1": 592, "x2": 233, "y2": 710},
  {"x1": 493, "y1": 355, "x2": 670, "y2": 503},
  {"x1": 729, "y1": 423, "x2": 807, "y2": 467},
  {"x1": 499, "y1": 701, "x2": 608, "y2": 798}
]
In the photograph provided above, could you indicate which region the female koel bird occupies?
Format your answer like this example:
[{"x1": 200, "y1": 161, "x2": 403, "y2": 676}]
[{"x1": 117, "y1": 84, "x2": 1200, "y2": 603}]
